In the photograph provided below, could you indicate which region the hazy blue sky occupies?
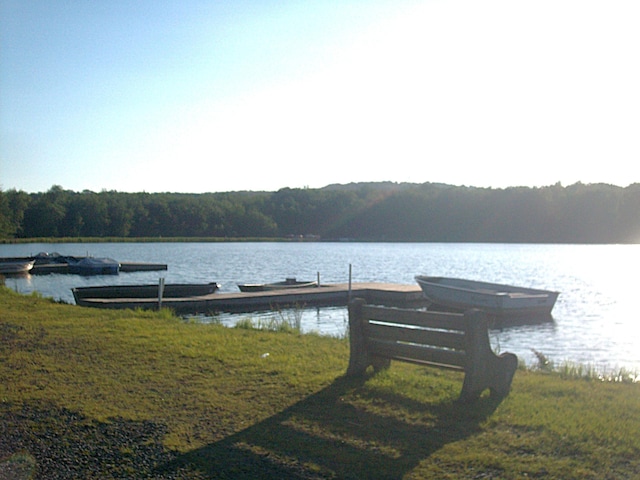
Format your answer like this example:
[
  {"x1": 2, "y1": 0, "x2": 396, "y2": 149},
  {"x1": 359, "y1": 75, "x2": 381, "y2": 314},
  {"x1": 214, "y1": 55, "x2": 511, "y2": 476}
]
[{"x1": 2, "y1": 0, "x2": 639, "y2": 193}]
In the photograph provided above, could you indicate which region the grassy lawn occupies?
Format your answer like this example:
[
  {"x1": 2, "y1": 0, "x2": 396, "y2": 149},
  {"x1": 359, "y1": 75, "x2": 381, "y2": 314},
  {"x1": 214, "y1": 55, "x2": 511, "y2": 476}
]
[{"x1": 1, "y1": 286, "x2": 639, "y2": 479}]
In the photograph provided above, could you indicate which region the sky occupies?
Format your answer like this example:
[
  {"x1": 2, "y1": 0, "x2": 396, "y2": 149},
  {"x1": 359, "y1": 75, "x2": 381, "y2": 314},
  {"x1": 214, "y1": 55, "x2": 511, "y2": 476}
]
[{"x1": 1, "y1": 0, "x2": 639, "y2": 194}]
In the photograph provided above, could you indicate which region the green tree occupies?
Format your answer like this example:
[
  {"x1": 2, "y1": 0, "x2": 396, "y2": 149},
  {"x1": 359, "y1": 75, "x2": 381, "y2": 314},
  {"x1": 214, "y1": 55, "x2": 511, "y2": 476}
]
[{"x1": 21, "y1": 186, "x2": 68, "y2": 237}]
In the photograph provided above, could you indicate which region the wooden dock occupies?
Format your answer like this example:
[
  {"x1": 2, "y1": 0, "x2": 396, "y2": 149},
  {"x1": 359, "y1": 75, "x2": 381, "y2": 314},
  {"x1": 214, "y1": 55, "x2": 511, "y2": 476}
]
[
  {"x1": 29, "y1": 261, "x2": 167, "y2": 275},
  {"x1": 73, "y1": 283, "x2": 428, "y2": 314}
]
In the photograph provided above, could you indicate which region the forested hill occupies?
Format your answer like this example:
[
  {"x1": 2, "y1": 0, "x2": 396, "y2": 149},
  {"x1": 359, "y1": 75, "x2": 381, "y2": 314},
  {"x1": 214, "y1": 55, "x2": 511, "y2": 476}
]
[{"x1": 1, "y1": 182, "x2": 639, "y2": 243}]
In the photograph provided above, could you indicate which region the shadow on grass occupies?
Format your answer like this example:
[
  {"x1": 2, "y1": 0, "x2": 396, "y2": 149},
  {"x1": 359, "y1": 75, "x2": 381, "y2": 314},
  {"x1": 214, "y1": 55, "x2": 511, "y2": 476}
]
[{"x1": 162, "y1": 375, "x2": 502, "y2": 479}]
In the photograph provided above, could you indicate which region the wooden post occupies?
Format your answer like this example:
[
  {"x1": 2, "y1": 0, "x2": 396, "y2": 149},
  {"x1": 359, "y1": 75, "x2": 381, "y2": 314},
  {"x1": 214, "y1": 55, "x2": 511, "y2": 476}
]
[
  {"x1": 348, "y1": 264, "x2": 352, "y2": 302},
  {"x1": 158, "y1": 277, "x2": 165, "y2": 309}
]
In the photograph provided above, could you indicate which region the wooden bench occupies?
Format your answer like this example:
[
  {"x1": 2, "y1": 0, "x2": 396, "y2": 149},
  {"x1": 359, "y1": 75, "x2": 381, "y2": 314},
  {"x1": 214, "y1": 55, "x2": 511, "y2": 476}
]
[{"x1": 346, "y1": 298, "x2": 518, "y2": 402}]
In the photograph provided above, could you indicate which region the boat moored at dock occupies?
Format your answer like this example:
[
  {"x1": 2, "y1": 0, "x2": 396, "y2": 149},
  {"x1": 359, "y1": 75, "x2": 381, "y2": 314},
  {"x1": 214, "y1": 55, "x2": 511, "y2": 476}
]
[
  {"x1": 238, "y1": 278, "x2": 318, "y2": 292},
  {"x1": 0, "y1": 254, "x2": 167, "y2": 275},
  {"x1": 72, "y1": 282, "x2": 221, "y2": 306},
  {"x1": 67, "y1": 257, "x2": 120, "y2": 275},
  {"x1": 415, "y1": 275, "x2": 559, "y2": 318},
  {"x1": 0, "y1": 259, "x2": 35, "y2": 275}
]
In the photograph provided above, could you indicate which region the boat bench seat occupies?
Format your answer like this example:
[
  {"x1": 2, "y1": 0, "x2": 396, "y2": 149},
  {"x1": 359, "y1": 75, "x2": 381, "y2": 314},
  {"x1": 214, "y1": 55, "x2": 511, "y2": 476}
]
[{"x1": 346, "y1": 298, "x2": 518, "y2": 402}]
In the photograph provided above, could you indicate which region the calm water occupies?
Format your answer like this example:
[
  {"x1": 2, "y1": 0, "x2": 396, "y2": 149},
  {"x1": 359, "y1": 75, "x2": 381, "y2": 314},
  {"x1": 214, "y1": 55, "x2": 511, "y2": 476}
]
[{"x1": 2, "y1": 242, "x2": 639, "y2": 373}]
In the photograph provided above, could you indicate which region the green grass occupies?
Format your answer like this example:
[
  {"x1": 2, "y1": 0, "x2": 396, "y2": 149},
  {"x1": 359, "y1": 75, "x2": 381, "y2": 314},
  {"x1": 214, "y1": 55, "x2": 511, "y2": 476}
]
[{"x1": 1, "y1": 286, "x2": 639, "y2": 479}]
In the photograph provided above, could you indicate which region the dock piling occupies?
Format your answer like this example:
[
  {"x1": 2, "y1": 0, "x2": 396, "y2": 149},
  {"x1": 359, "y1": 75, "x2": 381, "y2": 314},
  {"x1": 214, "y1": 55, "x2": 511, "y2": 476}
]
[{"x1": 158, "y1": 278, "x2": 165, "y2": 308}]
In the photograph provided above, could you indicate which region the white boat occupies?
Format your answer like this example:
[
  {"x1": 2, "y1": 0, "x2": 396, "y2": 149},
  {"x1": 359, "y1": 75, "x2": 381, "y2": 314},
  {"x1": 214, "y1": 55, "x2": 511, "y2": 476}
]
[
  {"x1": 0, "y1": 260, "x2": 35, "y2": 275},
  {"x1": 415, "y1": 275, "x2": 559, "y2": 317}
]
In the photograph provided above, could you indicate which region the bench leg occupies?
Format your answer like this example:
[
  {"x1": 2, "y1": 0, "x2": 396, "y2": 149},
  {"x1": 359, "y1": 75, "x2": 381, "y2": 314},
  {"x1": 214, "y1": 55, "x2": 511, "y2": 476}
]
[
  {"x1": 347, "y1": 298, "x2": 370, "y2": 376},
  {"x1": 371, "y1": 356, "x2": 391, "y2": 372},
  {"x1": 346, "y1": 298, "x2": 392, "y2": 376},
  {"x1": 460, "y1": 310, "x2": 519, "y2": 402},
  {"x1": 460, "y1": 352, "x2": 518, "y2": 402},
  {"x1": 489, "y1": 352, "x2": 518, "y2": 398}
]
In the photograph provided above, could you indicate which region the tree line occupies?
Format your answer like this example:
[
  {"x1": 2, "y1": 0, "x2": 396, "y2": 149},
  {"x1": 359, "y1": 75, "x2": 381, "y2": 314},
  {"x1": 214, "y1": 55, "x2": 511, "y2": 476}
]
[{"x1": 1, "y1": 182, "x2": 639, "y2": 243}]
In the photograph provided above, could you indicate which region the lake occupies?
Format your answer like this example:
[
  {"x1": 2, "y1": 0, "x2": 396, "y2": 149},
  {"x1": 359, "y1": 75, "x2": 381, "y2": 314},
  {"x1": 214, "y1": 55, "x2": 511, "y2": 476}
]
[{"x1": 2, "y1": 242, "x2": 639, "y2": 375}]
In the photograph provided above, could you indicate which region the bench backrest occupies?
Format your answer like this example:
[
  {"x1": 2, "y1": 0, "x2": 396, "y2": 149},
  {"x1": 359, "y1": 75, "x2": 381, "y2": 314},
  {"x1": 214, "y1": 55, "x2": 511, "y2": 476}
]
[{"x1": 357, "y1": 302, "x2": 470, "y2": 370}]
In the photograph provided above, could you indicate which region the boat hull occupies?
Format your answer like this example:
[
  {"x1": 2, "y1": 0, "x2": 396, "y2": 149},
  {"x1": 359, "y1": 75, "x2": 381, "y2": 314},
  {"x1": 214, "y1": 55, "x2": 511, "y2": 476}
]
[
  {"x1": 72, "y1": 282, "x2": 220, "y2": 305},
  {"x1": 238, "y1": 279, "x2": 318, "y2": 292},
  {"x1": 0, "y1": 260, "x2": 34, "y2": 275},
  {"x1": 415, "y1": 276, "x2": 559, "y2": 317}
]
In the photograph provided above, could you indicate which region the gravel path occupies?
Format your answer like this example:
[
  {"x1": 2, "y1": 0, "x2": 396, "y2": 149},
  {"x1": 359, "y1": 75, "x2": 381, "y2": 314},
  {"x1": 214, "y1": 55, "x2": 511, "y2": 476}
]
[{"x1": 0, "y1": 403, "x2": 196, "y2": 479}]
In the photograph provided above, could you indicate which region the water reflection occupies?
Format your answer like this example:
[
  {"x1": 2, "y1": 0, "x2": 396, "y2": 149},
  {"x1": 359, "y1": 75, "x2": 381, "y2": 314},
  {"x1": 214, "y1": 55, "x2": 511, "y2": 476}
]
[
  {"x1": 191, "y1": 306, "x2": 349, "y2": 339},
  {"x1": 2, "y1": 272, "x2": 34, "y2": 292},
  {"x1": 490, "y1": 313, "x2": 554, "y2": 329}
]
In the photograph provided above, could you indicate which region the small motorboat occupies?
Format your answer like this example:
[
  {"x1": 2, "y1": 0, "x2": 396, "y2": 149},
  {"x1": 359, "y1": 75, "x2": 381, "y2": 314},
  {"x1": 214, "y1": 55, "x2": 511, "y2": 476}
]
[
  {"x1": 33, "y1": 252, "x2": 69, "y2": 264},
  {"x1": 238, "y1": 277, "x2": 318, "y2": 292},
  {"x1": 415, "y1": 275, "x2": 559, "y2": 317},
  {"x1": 72, "y1": 282, "x2": 220, "y2": 306},
  {"x1": 0, "y1": 259, "x2": 35, "y2": 275},
  {"x1": 67, "y1": 257, "x2": 120, "y2": 275}
]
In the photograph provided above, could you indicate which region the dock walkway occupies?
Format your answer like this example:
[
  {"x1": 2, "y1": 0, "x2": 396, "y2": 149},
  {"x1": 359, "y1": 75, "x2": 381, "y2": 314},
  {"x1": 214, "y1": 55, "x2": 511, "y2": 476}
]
[{"x1": 74, "y1": 283, "x2": 427, "y2": 314}]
